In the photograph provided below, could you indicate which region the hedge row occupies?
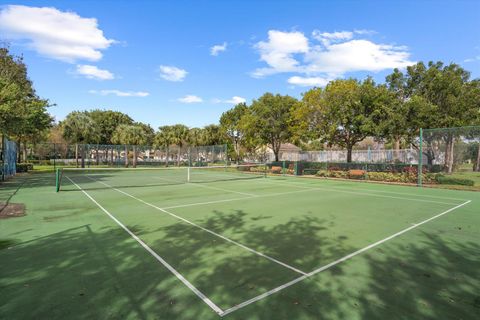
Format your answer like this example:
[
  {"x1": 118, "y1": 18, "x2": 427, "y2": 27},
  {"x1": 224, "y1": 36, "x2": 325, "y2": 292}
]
[
  {"x1": 315, "y1": 170, "x2": 439, "y2": 184},
  {"x1": 16, "y1": 163, "x2": 34, "y2": 173},
  {"x1": 435, "y1": 175, "x2": 475, "y2": 186}
]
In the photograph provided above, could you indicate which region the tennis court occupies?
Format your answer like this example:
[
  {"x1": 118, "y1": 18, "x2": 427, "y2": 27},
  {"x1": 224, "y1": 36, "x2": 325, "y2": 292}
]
[{"x1": 1, "y1": 166, "x2": 479, "y2": 319}]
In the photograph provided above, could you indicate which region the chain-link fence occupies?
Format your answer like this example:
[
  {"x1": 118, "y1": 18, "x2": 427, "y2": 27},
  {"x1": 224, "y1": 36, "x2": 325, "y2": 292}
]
[
  {"x1": 24, "y1": 143, "x2": 228, "y2": 168},
  {"x1": 1, "y1": 134, "x2": 17, "y2": 180}
]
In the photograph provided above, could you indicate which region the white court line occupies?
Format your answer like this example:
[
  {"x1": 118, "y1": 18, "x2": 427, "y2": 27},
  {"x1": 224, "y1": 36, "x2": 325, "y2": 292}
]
[
  {"x1": 268, "y1": 177, "x2": 470, "y2": 201},
  {"x1": 152, "y1": 175, "x2": 257, "y2": 197},
  {"x1": 256, "y1": 178, "x2": 460, "y2": 206},
  {"x1": 162, "y1": 188, "x2": 328, "y2": 210},
  {"x1": 220, "y1": 199, "x2": 472, "y2": 316},
  {"x1": 82, "y1": 175, "x2": 307, "y2": 276},
  {"x1": 65, "y1": 176, "x2": 224, "y2": 315}
]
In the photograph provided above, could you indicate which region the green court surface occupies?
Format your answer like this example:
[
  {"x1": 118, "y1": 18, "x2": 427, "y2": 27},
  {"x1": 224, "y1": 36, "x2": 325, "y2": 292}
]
[{"x1": 1, "y1": 169, "x2": 479, "y2": 319}]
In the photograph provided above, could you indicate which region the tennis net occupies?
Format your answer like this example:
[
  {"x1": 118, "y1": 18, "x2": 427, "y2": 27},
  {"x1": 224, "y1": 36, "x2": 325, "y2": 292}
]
[{"x1": 56, "y1": 164, "x2": 267, "y2": 192}]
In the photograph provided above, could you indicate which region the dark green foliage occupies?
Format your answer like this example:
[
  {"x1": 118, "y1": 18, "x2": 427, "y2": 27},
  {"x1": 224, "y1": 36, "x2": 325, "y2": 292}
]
[
  {"x1": 435, "y1": 175, "x2": 475, "y2": 186},
  {"x1": 16, "y1": 163, "x2": 33, "y2": 172}
]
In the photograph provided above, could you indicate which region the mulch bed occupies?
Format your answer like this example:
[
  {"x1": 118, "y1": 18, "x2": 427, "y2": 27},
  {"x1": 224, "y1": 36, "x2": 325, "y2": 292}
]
[{"x1": 0, "y1": 203, "x2": 26, "y2": 219}]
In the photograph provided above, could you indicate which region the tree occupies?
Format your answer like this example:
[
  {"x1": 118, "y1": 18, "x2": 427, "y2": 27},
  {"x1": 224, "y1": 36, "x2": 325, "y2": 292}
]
[
  {"x1": 299, "y1": 79, "x2": 389, "y2": 162},
  {"x1": 87, "y1": 110, "x2": 134, "y2": 144},
  {"x1": 394, "y1": 62, "x2": 476, "y2": 172},
  {"x1": 87, "y1": 110, "x2": 133, "y2": 164},
  {"x1": 245, "y1": 93, "x2": 299, "y2": 162},
  {"x1": 220, "y1": 103, "x2": 249, "y2": 163},
  {"x1": 170, "y1": 124, "x2": 189, "y2": 166},
  {"x1": 61, "y1": 112, "x2": 99, "y2": 168},
  {"x1": 111, "y1": 124, "x2": 148, "y2": 167},
  {"x1": 187, "y1": 127, "x2": 204, "y2": 147},
  {"x1": 461, "y1": 79, "x2": 480, "y2": 171},
  {"x1": 202, "y1": 124, "x2": 225, "y2": 146},
  {"x1": 0, "y1": 44, "x2": 52, "y2": 161},
  {"x1": 155, "y1": 126, "x2": 176, "y2": 167}
]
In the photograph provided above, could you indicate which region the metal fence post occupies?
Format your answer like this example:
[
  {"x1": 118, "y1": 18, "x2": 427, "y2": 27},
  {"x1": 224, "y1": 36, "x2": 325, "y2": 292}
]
[{"x1": 418, "y1": 128, "x2": 423, "y2": 187}]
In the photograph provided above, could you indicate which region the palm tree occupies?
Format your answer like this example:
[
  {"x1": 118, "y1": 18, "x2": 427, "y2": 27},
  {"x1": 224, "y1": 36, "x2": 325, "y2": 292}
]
[
  {"x1": 112, "y1": 124, "x2": 148, "y2": 167},
  {"x1": 171, "y1": 124, "x2": 189, "y2": 166},
  {"x1": 187, "y1": 127, "x2": 204, "y2": 147},
  {"x1": 61, "y1": 111, "x2": 99, "y2": 168},
  {"x1": 155, "y1": 126, "x2": 176, "y2": 167}
]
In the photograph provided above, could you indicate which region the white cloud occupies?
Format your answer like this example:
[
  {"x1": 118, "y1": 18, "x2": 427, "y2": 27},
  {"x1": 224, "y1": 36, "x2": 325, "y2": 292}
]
[
  {"x1": 0, "y1": 5, "x2": 114, "y2": 62},
  {"x1": 287, "y1": 76, "x2": 329, "y2": 87},
  {"x1": 213, "y1": 96, "x2": 246, "y2": 104},
  {"x1": 252, "y1": 29, "x2": 414, "y2": 83},
  {"x1": 312, "y1": 30, "x2": 353, "y2": 46},
  {"x1": 252, "y1": 30, "x2": 309, "y2": 77},
  {"x1": 159, "y1": 65, "x2": 187, "y2": 82},
  {"x1": 464, "y1": 55, "x2": 480, "y2": 63},
  {"x1": 76, "y1": 65, "x2": 114, "y2": 80},
  {"x1": 210, "y1": 42, "x2": 227, "y2": 56},
  {"x1": 89, "y1": 89, "x2": 149, "y2": 97},
  {"x1": 178, "y1": 95, "x2": 203, "y2": 103},
  {"x1": 305, "y1": 40, "x2": 413, "y2": 74}
]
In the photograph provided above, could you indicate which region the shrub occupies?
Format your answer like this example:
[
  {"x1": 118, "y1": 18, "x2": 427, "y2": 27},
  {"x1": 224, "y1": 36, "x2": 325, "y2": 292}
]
[
  {"x1": 349, "y1": 169, "x2": 366, "y2": 179},
  {"x1": 271, "y1": 166, "x2": 282, "y2": 174},
  {"x1": 16, "y1": 163, "x2": 34, "y2": 173},
  {"x1": 435, "y1": 175, "x2": 474, "y2": 186},
  {"x1": 316, "y1": 170, "x2": 328, "y2": 177}
]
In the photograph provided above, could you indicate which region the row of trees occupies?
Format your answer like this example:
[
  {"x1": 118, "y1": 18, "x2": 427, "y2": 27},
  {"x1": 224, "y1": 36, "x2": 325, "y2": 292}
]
[
  {"x1": 59, "y1": 110, "x2": 228, "y2": 167},
  {"x1": 2, "y1": 39, "x2": 479, "y2": 172},
  {"x1": 0, "y1": 45, "x2": 52, "y2": 161},
  {"x1": 220, "y1": 62, "x2": 480, "y2": 171}
]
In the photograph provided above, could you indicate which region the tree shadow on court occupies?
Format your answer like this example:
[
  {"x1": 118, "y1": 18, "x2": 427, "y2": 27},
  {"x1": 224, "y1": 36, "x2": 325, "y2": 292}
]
[
  {"x1": 354, "y1": 231, "x2": 480, "y2": 320},
  {"x1": 0, "y1": 225, "x2": 216, "y2": 320},
  {"x1": 152, "y1": 208, "x2": 480, "y2": 319},
  {"x1": 150, "y1": 209, "x2": 359, "y2": 319},
  {"x1": 3, "y1": 173, "x2": 479, "y2": 319}
]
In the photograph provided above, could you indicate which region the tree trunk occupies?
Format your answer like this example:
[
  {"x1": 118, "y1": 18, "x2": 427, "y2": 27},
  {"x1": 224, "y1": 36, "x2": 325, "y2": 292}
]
[
  {"x1": 234, "y1": 139, "x2": 240, "y2": 164},
  {"x1": 75, "y1": 144, "x2": 79, "y2": 168},
  {"x1": 132, "y1": 145, "x2": 137, "y2": 168},
  {"x1": 444, "y1": 135, "x2": 454, "y2": 174},
  {"x1": 177, "y1": 146, "x2": 181, "y2": 166},
  {"x1": 272, "y1": 141, "x2": 281, "y2": 162},
  {"x1": 166, "y1": 146, "x2": 169, "y2": 167},
  {"x1": 81, "y1": 145, "x2": 85, "y2": 168},
  {"x1": 96, "y1": 146, "x2": 99, "y2": 165},
  {"x1": 347, "y1": 146, "x2": 353, "y2": 163},
  {"x1": 475, "y1": 144, "x2": 480, "y2": 172},
  {"x1": 448, "y1": 137, "x2": 455, "y2": 173},
  {"x1": 124, "y1": 145, "x2": 129, "y2": 167},
  {"x1": 394, "y1": 138, "x2": 401, "y2": 161},
  {"x1": 23, "y1": 142, "x2": 27, "y2": 162}
]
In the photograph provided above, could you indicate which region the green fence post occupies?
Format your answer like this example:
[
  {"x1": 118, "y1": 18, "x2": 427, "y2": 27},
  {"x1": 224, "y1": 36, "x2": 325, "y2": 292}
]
[
  {"x1": 282, "y1": 160, "x2": 286, "y2": 175},
  {"x1": 418, "y1": 128, "x2": 423, "y2": 187},
  {"x1": 55, "y1": 168, "x2": 60, "y2": 192}
]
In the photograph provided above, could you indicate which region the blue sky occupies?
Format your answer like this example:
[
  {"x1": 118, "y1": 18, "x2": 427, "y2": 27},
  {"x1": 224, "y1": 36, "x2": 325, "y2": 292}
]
[{"x1": 0, "y1": 0, "x2": 479, "y2": 128}]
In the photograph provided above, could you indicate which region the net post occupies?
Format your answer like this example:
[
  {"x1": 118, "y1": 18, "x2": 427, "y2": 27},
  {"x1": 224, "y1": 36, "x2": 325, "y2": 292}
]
[
  {"x1": 282, "y1": 160, "x2": 286, "y2": 176},
  {"x1": 55, "y1": 168, "x2": 61, "y2": 192},
  {"x1": 418, "y1": 128, "x2": 423, "y2": 187},
  {"x1": 187, "y1": 166, "x2": 191, "y2": 182}
]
